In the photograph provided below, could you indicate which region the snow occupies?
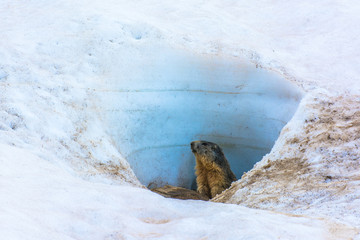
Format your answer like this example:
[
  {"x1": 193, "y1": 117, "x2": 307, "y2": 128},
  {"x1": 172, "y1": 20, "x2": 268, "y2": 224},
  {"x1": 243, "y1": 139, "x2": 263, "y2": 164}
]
[
  {"x1": 100, "y1": 47, "x2": 303, "y2": 189},
  {"x1": 1, "y1": 0, "x2": 360, "y2": 239},
  {"x1": 215, "y1": 90, "x2": 360, "y2": 232},
  {"x1": 3, "y1": 143, "x2": 354, "y2": 239},
  {"x1": 0, "y1": 144, "x2": 354, "y2": 239}
]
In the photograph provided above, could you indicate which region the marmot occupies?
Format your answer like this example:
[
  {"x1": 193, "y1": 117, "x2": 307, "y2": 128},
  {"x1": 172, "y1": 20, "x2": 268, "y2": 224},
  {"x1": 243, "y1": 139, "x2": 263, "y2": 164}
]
[{"x1": 191, "y1": 140, "x2": 236, "y2": 199}]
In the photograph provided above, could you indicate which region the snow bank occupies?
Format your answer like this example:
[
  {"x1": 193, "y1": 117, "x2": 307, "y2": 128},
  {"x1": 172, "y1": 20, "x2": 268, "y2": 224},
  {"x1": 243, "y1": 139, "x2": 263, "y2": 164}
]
[
  {"x1": 214, "y1": 90, "x2": 360, "y2": 231},
  {"x1": 0, "y1": 144, "x2": 356, "y2": 239},
  {"x1": 2, "y1": 0, "x2": 360, "y2": 238},
  {"x1": 0, "y1": 0, "x2": 141, "y2": 185},
  {"x1": 98, "y1": 46, "x2": 303, "y2": 188}
]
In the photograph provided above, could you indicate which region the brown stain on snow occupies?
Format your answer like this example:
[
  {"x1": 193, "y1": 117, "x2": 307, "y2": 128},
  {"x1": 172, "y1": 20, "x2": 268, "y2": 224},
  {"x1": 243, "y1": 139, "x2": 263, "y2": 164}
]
[{"x1": 213, "y1": 92, "x2": 360, "y2": 238}]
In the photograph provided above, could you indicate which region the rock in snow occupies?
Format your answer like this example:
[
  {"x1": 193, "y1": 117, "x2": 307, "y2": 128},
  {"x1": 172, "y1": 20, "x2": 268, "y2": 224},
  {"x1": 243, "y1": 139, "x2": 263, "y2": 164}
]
[
  {"x1": 151, "y1": 185, "x2": 209, "y2": 201},
  {"x1": 1, "y1": 0, "x2": 360, "y2": 239}
]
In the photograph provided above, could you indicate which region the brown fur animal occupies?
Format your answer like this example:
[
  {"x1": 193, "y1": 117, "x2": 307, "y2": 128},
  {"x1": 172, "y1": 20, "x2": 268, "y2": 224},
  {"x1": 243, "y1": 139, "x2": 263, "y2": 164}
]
[{"x1": 190, "y1": 140, "x2": 236, "y2": 199}]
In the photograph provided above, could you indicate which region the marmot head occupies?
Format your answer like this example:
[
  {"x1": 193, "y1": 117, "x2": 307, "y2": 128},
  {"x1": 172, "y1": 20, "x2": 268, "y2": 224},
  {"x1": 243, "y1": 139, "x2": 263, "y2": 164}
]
[{"x1": 190, "y1": 140, "x2": 226, "y2": 167}]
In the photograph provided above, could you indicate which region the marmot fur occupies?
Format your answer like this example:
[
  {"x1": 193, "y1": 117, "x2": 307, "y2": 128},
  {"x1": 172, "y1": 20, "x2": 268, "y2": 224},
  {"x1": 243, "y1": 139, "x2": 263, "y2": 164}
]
[{"x1": 191, "y1": 140, "x2": 236, "y2": 199}]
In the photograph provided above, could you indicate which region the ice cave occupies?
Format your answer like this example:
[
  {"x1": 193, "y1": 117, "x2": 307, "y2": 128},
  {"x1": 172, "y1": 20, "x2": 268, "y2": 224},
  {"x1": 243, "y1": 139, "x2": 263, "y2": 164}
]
[{"x1": 99, "y1": 48, "x2": 304, "y2": 189}]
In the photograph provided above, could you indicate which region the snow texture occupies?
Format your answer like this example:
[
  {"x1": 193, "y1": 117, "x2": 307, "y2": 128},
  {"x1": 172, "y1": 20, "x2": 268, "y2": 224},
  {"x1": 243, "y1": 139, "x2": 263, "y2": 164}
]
[
  {"x1": 215, "y1": 90, "x2": 360, "y2": 231},
  {"x1": 3, "y1": 143, "x2": 356, "y2": 239},
  {"x1": 1, "y1": 0, "x2": 360, "y2": 239}
]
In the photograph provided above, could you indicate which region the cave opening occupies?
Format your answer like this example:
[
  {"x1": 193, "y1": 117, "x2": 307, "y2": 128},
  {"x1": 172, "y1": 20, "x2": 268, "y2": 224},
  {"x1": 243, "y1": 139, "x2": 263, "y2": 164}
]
[{"x1": 100, "y1": 48, "x2": 303, "y2": 190}]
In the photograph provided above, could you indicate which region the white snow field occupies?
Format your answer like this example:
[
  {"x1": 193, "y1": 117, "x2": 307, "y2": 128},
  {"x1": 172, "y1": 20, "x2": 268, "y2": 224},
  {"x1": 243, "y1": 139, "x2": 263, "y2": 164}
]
[{"x1": 1, "y1": 0, "x2": 360, "y2": 239}]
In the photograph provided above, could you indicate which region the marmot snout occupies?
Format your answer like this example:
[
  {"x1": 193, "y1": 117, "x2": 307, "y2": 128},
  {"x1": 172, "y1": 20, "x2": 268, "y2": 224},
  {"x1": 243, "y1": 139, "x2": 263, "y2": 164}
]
[{"x1": 191, "y1": 140, "x2": 236, "y2": 199}]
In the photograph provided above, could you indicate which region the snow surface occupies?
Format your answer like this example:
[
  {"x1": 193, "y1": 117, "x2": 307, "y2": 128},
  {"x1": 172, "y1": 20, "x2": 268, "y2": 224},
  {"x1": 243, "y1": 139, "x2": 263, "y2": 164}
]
[
  {"x1": 214, "y1": 90, "x2": 360, "y2": 234},
  {"x1": 2, "y1": 143, "x2": 355, "y2": 239},
  {"x1": 1, "y1": 0, "x2": 360, "y2": 239}
]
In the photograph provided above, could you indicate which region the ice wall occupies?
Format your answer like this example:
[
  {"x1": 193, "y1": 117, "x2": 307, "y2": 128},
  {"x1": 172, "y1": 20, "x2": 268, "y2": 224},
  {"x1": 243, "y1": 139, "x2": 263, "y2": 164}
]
[{"x1": 99, "y1": 47, "x2": 303, "y2": 189}]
